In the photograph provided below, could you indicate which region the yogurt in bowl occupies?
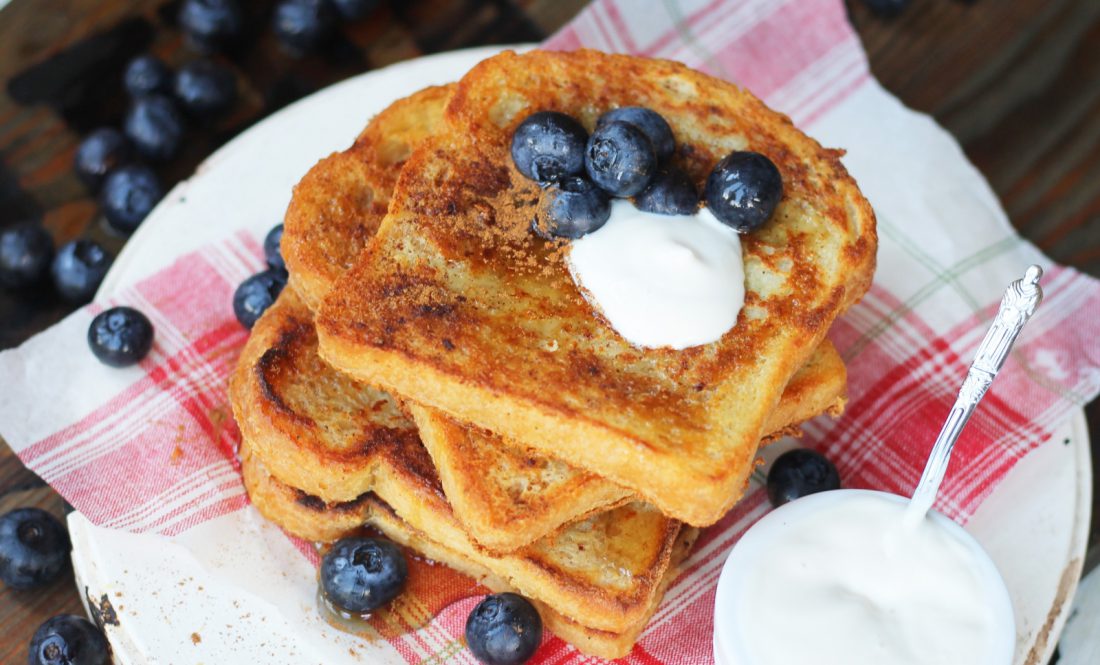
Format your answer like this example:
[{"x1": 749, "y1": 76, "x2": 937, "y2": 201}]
[
  {"x1": 711, "y1": 266, "x2": 1045, "y2": 665},
  {"x1": 713, "y1": 489, "x2": 1016, "y2": 665}
]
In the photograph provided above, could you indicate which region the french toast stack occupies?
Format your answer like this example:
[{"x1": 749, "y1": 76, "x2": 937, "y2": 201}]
[{"x1": 229, "y1": 50, "x2": 875, "y2": 659}]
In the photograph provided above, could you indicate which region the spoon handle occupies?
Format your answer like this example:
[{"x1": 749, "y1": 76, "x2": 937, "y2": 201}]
[{"x1": 905, "y1": 266, "x2": 1044, "y2": 523}]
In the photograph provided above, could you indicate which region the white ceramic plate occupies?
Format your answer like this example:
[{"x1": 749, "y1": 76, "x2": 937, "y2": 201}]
[{"x1": 71, "y1": 46, "x2": 1090, "y2": 664}]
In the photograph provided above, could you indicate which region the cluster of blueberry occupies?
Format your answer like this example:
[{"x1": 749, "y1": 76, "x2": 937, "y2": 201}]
[
  {"x1": 0, "y1": 507, "x2": 110, "y2": 664},
  {"x1": 1, "y1": 5, "x2": 243, "y2": 310},
  {"x1": 0, "y1": 227, "x2": 113, "y2": 305},
  {"x1": 9, "y1": 230, "x2": 286, "y2": 659},
  {"x1": 77, "y1": 226, "x2": 285, "y2": 374},
  {"x1": 6, "y1": 46, "x2": 244, "y2": 372},
  {"x1": 0, "y1": 240, "x2": 161, "y2": 369},
  {"x1": 75, "y1": 51, "x2": 238, "y2": 239},
  {"x1": 271, "y1": 0, "x2": 382, "y2": 55},
  {"x1": 510, "y1": 107, "x2": 783, "y2": 240},
  {"x1": 233, "y1": 224, "x2": 288, "y2": 329},
  {"x1": 320, "y1": 537, "x2": 542, "y2": 665},
  {"x1": 181, "y1": 0, "x2": 382, "y2": 56},
  {"x1": 2, "y1": 0, "x2": 385, "y2": 321},
  {"x1": 11, "y1": 89, "x2": 332, "y2": 665},
  {"x1": 5, "y1": 0, "x2": 388, "y2": 377}
]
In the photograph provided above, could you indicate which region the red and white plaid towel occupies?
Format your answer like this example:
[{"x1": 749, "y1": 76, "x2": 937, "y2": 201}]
[{"x1": 3, "y1": 0, "x2": 1099, "y2": 663}]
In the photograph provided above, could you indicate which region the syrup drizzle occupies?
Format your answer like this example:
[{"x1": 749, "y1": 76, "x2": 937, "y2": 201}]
[{"x1": 315, "y1": 529, "x2": 487, "y2": 640}]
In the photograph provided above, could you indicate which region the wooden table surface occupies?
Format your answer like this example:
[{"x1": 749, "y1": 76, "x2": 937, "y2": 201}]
[{"x1": 0, "y1": 0, "x2": 1097, "y2": 662}]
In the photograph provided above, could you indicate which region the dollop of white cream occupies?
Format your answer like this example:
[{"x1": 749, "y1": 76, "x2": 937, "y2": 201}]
[
  {"x1": 566, "y1": 199, "x2": 745, "y2": 349},
  {"x1": 729, "y1": 493, "x2": 1007, "y2": 665}
]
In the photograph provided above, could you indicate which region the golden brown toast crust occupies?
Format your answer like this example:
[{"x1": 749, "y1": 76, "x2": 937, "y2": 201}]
[
  {"x1": 230, "y1": 287, "x2": 439, "y2": 504},
  {"x1": 238, "y1": 430, "x2": 682, "y2": 634},
  {"x1": 410, "y1": 402, "x2": 634, "y2": 551},
  {"x1": 317, "y1": 49, "x2": 875, "y2": 526},
  {"x1": 409, "y1": 337, "x2": 845, "y2": 551},
  {"x1": 365, "y1": 498, "x2": 700, "y2": 661},
  {"x1": 239, "y1": 445, "x2": 696, "y2": 659},
  {"x1": 282, "y1": 85, "x2": 452, "y2": 311},
  {"x1": 234, "y1": 287, "x2": 842, "y2": 549},
  {"x1": 240, "y1": 438, "x2": 371, "y2": 543}
]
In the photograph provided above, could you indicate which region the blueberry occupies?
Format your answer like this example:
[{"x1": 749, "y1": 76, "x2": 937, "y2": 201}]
[
  {"x1": 320, "y1": 537, "x2": 408, "y2": 614},
  {"x1": 100, "y1": 165, "x2": 163, "y2": 235},
  {"x1": 510, "y1": 111, "x2": 588, "y2": 183},
  {"x1": 766, "y1": 449, "x2": 841, "y2": 507},
  {"x1": 704, "y1": 151, "x2": 782, "y2": 233},
  {"x1": 179, "y1": 0, "x2": 244, "y2": 52},
  {"x1": 331, "y1": 0, "x2": 379, "y2": 20},
  {"x1": 173, "y1": 59, "x2": 237, "y2": 119},
  {"x1": 532, "y1": 177, "x2": 610, "y2": 240},
  {"x1": 273, "y1": 0, "x2": 338, "y2": 56},
  {"x1": 596, "y1": 107, "x2": 675, "y2": 162},
  {"x1": 123, "y1": 95, "x2": 185, "y2": 162},
  {"x1": 51, "y1": 240, "x2": 113, "y2": 303},
  {"x1": 0, "y1": 223, "x2": 54, "y2": 289},
  {"x1": 860, "y1": 0, "x2": 911, "y2": 18},
  {"x1": 73, "y1": 129, "x2": 131, "y2": 191},
  {"x1": 27, "y1": 615, "x2": 110, "y2": 665},
  {"x1": 122, "y1": 55, "x2": 172, "y2": 98},
  {"x1": 233, "y1": 269, "x2": 286, "y2": 329},
  {"x1": 87, "y1": 307, "x2": 155, "y2": 368},
  {"x1": 634, "y1": 166, "x2": 698, "y2": 215},
  {"x1": 263, "y1": 224, "x2": 286, "y2": 272},
  {"x1": 585, "y1": 121, "x2": 657, "y2": 197},
  {"x1": 0, "y1": 508, "x2": 69, "y2": 590},
  {"x1": 465, "y1": 593, "x2": 542, "y2": 665}
]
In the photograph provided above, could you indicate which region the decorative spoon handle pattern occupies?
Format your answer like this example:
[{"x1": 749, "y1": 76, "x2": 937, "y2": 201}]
[{"x1": 906, "y1": 265, "x2": 1044, "y2": 523}]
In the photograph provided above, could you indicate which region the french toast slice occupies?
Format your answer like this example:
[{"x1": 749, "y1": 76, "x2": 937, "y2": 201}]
[
  {"x1": 240, "y1": 437, "x2": 371, "y2": 544},
  {"x1": 232, "y1": 288, "x2": 842, "y2": 539},
  {"x1": 316, "y1": 49, "x2": 876, "y2": 526},
  {"x1": 238, "y1": 429, "x2": 681, "y2": 635},
  {"x1": 365, "y1": 499, "x2": 699, "y2": 661},
  {"x1": 239, "y1": 446, "x2": 696, "y2": 660},
  {"x1": 406, "y1": 337, "x2": 845, "y2": 551},
  {"x1": 230, "y1": 287, "x2": 421, "y2": 503},
  {"x1": 232, "y1": 293, "x2": 704, "y2": 634},
  {"x1": 281, "y1": 85, "x2": 452, "y2": 312}
]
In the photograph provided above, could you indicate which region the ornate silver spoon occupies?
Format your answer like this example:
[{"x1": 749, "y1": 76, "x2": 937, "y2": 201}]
[{"x1": 905, "y1": 265, "x2": 1044, "y2": 524}]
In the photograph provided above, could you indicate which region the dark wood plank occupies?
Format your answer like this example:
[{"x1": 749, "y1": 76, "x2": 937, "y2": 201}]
[{"x1": 850, "y1": 0, "x2": 1100, "y2": 276}]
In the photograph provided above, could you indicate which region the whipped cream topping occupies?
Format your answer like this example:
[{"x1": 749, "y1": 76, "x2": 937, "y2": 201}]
[
  {"x1": 717, "y1": 491, "x2": 1014, "y2": 665},
  {"x1": 566, "y1": 199, "x2": 745, "y2": 349}
]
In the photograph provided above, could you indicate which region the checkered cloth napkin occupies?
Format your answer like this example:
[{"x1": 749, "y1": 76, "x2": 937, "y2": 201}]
[{"x1": 3, "y1": 0, "x2": 1100, "y2": 663}]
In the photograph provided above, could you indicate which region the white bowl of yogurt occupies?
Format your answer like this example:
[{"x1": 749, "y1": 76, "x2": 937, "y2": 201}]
[{"x1": 713, "y1": 489, "x2": 1016, "y2": 665}]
